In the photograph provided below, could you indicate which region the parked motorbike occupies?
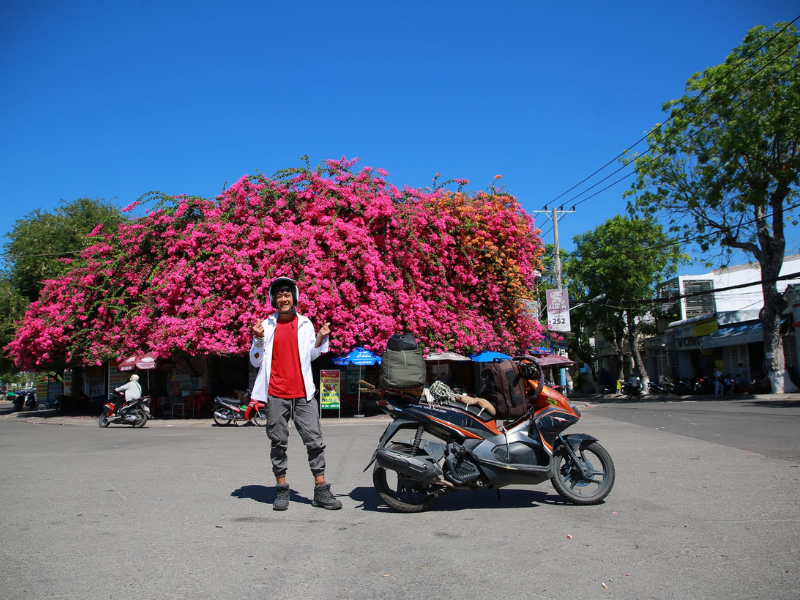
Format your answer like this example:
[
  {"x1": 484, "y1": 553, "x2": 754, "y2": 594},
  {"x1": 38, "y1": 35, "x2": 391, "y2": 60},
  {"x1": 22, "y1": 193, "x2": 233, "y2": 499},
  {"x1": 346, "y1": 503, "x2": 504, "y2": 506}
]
[
  {"x1": 212, "y1": 393, "x2": 266, "y2": 427},
  {"x1": 54, "y1": 392, "x2": 93, "y2": 415},
  {"x1": 98, "y1": 391, "x2": 151, "y2": 428},
  {"x1": 648, "y1": 379, "x2": 674, "y2": 394},
  {"x1": 12, "y1": 389, "x2": 37, "y2": 411},
  {"x1": 694, "y1": 377, "x2": 714, "y2": 395},
  {"x1": 673, "y1": 378, "x2": 694, "y2": 395},
  {"x1": 364, "y1": 355, "x2": 615, "y2": 512},
  {"x1": 623, "y1": 381, "x2": 642, "y2": 399}
]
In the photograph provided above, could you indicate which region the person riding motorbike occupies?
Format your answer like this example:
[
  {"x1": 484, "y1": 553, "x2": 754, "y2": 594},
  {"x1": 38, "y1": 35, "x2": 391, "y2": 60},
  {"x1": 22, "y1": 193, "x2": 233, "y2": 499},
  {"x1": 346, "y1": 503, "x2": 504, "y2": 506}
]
[{"x1": 114, "y1": 374, "x2": 142, "y2": 416}]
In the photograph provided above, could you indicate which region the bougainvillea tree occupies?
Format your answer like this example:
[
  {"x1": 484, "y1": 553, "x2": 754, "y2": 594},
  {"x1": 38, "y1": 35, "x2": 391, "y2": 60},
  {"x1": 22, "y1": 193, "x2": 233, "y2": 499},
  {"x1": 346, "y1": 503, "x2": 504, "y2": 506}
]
[{"x1": 8, "y1": 158, "x2": 544, "y2": 370}]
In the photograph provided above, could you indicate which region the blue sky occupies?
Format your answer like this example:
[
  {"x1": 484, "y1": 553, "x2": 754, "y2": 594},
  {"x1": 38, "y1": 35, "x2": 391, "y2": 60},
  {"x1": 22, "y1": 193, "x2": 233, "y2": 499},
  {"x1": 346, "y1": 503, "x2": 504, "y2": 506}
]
[{"x1": 1, "y1": 1, "x2": 798, "y2": 275}]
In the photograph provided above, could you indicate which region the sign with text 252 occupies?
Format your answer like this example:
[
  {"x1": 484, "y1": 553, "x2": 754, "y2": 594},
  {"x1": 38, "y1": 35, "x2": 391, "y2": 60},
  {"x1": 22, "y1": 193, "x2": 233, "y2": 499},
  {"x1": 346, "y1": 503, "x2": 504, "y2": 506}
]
[{"x1": 546, "y1": 289, "x2": 571, "y2": 332}]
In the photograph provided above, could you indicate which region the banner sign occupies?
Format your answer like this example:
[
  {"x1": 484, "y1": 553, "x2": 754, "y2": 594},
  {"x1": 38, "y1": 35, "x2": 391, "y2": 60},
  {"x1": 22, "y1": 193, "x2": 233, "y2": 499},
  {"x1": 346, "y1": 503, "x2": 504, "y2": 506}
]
[
  {"x1": 320, "y1": 370, "x2": 341, "y2": 410},
  {"x1": 546, "y1": 289, "x2": 571, "y2": 332}
]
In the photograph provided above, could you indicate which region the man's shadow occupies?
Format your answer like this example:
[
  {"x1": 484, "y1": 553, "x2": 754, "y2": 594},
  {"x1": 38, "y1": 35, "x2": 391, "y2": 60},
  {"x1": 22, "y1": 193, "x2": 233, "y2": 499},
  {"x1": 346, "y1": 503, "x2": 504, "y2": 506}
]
[{"x1": 231, "y1": 485, "x2": 313, "y2": 506}]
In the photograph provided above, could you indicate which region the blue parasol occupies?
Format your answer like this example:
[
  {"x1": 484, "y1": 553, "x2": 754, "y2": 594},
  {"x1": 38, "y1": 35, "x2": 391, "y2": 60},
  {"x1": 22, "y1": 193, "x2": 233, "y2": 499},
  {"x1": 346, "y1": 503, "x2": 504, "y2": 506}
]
[
  {"x1": 332, "y1": 347, "x2": 382, "y2": 366},
  {"x1": 331, "y1": 347, "x2": 381, "y2": 416},
  {"x1": 469, "y1": 350, "x2": 511, "y2": 362}
]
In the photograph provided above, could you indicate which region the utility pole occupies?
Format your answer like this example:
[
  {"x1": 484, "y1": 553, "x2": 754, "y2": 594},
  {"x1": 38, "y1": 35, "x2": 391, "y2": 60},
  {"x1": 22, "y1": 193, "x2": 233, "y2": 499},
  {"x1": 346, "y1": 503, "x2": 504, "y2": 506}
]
[
  {"x1": 553, "y1": 207, "x2": 562, "y2": 289},
  {"x1": 530, "y1": 206, "x2": 575, "y2": 287},
  {"x1": 531, "y1": 206, "x2": 575, "y2": 394}
]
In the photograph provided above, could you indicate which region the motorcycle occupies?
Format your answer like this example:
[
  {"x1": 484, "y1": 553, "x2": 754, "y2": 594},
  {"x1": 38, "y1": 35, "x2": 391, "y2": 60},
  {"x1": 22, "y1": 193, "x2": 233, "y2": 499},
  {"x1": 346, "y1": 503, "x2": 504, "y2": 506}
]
[
  {"x1": 694, "y1": 377, "x2": 714, "y2": 395},
  {"x1": 212, "y1": 393, "x2": 266, "y2": 426},
  {"x1": 622, "y1": 381, "x2": 642, "y2": 399},
  {"x1": 673, "y1": 377, "x2": 694, "y2": 395},
  {"x1": 364, "y1": 355, "x2": 615, "y2": 512},
  {"x1": 98, "y1": 391, "x2": 151, "y2": 428},
  {"x1": 54, "y1": 392, "x2": 93, "y2": 415},
  {"x1": 648, "y1": 379, "x2": 673, "y2": 394},
  {"x1": 12, "y1": 389, "x2": 37, "y2": 411}
]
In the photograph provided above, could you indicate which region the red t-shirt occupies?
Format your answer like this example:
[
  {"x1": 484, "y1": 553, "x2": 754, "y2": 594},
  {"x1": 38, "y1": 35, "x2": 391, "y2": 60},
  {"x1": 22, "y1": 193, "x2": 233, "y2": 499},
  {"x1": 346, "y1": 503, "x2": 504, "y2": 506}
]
[{"x1": 268, "y1": 316, "x2": 306, "y2": 399}]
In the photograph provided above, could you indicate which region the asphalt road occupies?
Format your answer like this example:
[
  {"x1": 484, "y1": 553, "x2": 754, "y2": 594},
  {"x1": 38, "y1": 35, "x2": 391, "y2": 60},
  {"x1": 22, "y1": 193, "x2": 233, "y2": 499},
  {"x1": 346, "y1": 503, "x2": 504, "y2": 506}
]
[
  {"x1": 1, "y1": 402, "x2": 799, "y2": 599},
  {"x1": 583, "y1": 395, "x2": 800, "y2": 462}
]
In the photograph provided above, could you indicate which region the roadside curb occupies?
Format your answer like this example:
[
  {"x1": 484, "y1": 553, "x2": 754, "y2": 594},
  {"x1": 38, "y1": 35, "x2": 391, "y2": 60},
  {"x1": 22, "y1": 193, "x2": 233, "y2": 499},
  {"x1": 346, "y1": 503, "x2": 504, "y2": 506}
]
[{"x1": 0, "y1": 401, "x2": 392, "y2": 428}]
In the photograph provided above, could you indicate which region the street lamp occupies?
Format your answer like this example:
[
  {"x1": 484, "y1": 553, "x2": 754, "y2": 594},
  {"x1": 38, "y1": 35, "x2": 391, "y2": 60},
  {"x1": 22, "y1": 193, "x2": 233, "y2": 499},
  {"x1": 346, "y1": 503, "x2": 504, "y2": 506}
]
[{"x1": 569, "y1": 293, "x2": 606, "y2": 312}]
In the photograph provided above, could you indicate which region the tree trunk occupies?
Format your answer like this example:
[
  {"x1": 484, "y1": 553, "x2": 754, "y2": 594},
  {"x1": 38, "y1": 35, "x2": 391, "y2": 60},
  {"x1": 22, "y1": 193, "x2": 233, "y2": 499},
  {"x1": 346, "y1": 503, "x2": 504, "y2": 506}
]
[
  {"x1": 626, "y1": 309, "x2": 650, "y2": 391},
  {"x1": 614, "y1": 327, "x2": 625, "y2": 393}
]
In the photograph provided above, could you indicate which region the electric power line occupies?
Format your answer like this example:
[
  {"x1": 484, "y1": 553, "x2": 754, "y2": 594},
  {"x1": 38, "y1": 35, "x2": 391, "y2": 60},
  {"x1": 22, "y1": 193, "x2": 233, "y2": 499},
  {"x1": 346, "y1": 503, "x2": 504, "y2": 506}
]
[
  {"x1": 545, "y1": 15, "x2": 800, "y2": 209},
  {"x1": 607, "y1": 270, "x2": 800, "y2": 307}
]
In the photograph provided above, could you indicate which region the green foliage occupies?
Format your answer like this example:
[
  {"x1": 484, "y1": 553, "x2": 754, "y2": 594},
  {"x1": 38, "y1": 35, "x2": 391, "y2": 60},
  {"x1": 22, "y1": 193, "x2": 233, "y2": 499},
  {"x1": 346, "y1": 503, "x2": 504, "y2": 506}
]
[
  {"x1": 565, "y1": 215, "x2": 686, "y2": 363},
  {"x1": 0, "y1": 279, "x2": 29, "y2": 377},
  {"x1": 3, "y1": 198, "x2": 126, "y2": 301},
  {"x1": 624, "y1": 22, "x2": 800, "y2": 263},
  {"x1": 623, "y1": 21, "x2": 800, "y2": 388}
]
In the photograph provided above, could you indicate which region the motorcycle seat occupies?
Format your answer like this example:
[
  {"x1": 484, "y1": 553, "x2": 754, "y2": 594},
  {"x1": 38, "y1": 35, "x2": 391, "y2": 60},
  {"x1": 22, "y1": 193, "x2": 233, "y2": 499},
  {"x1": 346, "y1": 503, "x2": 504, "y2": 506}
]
[{"x1": 216, "y1": 397, "x2": 241, "y2": 405}]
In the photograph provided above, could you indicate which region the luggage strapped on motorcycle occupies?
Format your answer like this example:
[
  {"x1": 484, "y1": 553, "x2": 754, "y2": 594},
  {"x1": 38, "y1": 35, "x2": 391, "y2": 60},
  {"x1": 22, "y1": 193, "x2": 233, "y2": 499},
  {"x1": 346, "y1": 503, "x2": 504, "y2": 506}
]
[{"x1": 478, "y1": 358, "x2": 543, "y2": 419}]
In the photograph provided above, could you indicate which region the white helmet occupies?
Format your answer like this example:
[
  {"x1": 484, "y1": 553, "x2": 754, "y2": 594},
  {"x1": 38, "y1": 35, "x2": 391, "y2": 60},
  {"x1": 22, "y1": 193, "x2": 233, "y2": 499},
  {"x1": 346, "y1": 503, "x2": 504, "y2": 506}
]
[
  {"x1": 269, "y1": 277, "x2": 299, "y2": 310},
  {"x1": 130, "y1": 374, "x2": 140, "y2": 382}
]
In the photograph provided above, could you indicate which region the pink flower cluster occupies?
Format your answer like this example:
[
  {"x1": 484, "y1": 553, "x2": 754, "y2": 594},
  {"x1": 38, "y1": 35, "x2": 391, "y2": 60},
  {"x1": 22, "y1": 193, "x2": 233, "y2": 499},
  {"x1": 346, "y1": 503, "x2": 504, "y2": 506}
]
[{"x1": 7, "y1": 158, "x2": 545, "y2": 370}]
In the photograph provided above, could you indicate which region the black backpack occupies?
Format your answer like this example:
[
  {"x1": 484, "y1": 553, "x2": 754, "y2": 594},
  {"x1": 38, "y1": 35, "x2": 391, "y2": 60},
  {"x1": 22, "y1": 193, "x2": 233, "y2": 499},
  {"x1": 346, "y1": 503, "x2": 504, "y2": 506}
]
[
  {"x1": 386, "y1": 333, "x2": 418, "y2": 351},
  {"x1": 479, "y1": 359, "x2": 529, "y2": 419},
  {"x1": 379, "y1": 333, "x2": 426, "y2": 390}
]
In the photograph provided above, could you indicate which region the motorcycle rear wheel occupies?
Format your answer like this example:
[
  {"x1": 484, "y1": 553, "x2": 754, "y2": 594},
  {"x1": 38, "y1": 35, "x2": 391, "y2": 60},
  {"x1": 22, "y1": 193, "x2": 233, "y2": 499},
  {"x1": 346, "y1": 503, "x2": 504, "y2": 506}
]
[
  {"x1": 372, "y1": 444, "x2": 438, "y2": 513},
  {"x1": 213, "y1": 408, "x2": 233, "y2": 426},
  {"x1": 551, "y1": 441, "x2": 615, "y2": 505},
  {"x1": 132, "y1": 407, "x2": 148, "y2": 428},
  {"x1": 252, "y1": 407, "x2": 267, "y2": 427},
  {"x1": 98, "y1": 413, "x2": 109, "y2": 428}
]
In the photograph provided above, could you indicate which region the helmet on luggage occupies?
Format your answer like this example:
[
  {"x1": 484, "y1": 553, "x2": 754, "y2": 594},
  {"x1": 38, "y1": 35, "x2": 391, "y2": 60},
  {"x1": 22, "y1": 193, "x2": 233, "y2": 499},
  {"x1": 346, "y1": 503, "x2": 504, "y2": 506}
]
[{"x1": 269, "y1": 277, "x2": 299, "y2": 310}]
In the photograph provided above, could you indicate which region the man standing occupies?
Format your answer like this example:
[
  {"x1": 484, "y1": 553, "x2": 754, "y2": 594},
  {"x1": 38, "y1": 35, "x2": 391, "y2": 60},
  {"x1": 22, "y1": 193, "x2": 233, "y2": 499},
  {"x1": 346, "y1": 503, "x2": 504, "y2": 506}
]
[
  {"x1": 713, "y1": 368, "x2": 724, "y2": 398},
  {"x1": 250, "y1": 277, "x2": 341, "y2": 511}
]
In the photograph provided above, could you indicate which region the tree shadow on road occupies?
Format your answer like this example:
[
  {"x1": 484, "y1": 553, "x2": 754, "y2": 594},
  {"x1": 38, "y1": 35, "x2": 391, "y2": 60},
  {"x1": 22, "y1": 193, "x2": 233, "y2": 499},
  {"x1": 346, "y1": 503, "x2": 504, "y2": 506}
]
[
  {"x1": 349, "y1": 485, "x2": 578, "y2": 512},
  {"x1": 745, "y1": 399, "x2": 800, "y2": 408}
]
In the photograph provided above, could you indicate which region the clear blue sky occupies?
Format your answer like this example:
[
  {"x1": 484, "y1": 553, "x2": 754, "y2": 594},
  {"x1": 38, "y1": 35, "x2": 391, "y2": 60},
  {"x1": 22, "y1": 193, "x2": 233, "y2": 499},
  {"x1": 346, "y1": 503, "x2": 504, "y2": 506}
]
[{"x1": 1, "y1": 1, "x2": 798, "y2": 274}]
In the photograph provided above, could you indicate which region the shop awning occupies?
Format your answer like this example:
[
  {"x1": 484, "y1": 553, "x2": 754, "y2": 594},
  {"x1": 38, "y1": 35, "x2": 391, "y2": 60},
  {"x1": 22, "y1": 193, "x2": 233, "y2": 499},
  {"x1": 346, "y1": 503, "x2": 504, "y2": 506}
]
[
  {"x1": 700, "y1": 322, "x2": 763, "y2": 350},
  {"x1": 536, "y1": 354, "x2": 576, "y2": 368}
]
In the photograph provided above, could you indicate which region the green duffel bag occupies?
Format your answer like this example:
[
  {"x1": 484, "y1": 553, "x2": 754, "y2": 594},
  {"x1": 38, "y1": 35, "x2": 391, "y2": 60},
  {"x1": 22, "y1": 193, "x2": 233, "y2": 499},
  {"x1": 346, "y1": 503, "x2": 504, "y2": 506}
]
[{"x1": 379, "y1": 333, "x2": 426, "y2": 389}]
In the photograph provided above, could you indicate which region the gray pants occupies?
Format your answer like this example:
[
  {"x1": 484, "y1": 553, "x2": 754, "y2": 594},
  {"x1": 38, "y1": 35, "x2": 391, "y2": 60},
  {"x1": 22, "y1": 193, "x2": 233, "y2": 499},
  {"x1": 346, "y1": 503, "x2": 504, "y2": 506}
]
[{"x1": 266, "y1": 395, "x2": 326, "y2": 478}]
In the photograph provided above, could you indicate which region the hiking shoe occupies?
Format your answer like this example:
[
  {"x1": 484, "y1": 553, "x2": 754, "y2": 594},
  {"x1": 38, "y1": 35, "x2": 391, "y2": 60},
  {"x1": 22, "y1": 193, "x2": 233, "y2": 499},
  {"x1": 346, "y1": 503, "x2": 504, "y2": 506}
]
[
  {"x1": 273, "y1": 484, "x2": 290, "y2": 511},
  {"x1": 312, "y1": 483, "x2": 342, "y2": 510}
]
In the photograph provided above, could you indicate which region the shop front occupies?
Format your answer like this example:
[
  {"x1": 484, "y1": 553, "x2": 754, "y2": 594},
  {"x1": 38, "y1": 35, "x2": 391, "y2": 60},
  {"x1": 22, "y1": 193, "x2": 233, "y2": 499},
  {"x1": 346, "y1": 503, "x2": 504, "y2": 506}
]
[{"x1": 668, "y1": 317, "x2": 718, "y2": 379}]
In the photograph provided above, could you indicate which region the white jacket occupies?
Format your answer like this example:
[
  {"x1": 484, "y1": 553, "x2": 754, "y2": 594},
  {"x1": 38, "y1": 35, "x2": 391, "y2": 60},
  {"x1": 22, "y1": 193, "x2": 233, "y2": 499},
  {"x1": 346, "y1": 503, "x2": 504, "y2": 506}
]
[
  {"x1": 115, "y1": 380, "x2": 142, "y2": 402},
  {"x1": 250, "y1": 312, "x2": 329, "y2": 402}
]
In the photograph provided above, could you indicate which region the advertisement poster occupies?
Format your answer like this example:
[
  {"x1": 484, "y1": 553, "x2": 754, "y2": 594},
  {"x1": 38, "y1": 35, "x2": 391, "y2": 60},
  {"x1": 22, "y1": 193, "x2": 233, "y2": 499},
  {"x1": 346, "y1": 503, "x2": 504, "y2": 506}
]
[
  {"x1": 320, "y1": 370, "x2": 341, "y2": 410},
  {"x1": 546, "y1": 288, "x2": 571, "y2": 332},
  {"x1": 431, "y1": 364, "x2": 450, "y2": 384}
]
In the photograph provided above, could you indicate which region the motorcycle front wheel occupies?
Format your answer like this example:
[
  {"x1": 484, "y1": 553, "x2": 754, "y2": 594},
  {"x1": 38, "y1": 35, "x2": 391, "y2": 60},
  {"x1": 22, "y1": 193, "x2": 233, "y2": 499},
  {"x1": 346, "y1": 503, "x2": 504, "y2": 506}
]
[
  {"x1": 98, "y1": 413, "x2": 109, "y2": 428},
  {"x1": 132, "y1": 407, "x2": 148, "y2": 428},
  {"x1": 551, "y1": 441, "x2": 615, "y2": 505},
  {"x1": 213, "y1": 407, "x2": 233, "y2": 426},
  {"x1": 252, "y1": 407, "x2": 267, "y2": 427},
  {"x1": 372, "y1": 444, "x2": 438, "y2": 513}
]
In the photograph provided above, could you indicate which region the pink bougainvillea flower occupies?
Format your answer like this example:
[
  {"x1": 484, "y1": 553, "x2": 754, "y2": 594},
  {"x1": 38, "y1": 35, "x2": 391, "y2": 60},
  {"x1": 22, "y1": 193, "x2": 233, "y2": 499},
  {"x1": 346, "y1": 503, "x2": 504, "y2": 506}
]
[{"x1": 7, "y1": 158, "x2": 544, "y2": 371}]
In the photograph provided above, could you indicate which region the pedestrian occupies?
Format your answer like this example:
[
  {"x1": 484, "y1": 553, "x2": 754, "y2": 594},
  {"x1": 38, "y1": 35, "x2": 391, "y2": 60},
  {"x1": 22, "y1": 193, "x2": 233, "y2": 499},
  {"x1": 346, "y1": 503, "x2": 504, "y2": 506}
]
[
  {"x1": 712, "y1": 368, "x2": 723, "y2": 398},
  {"x1": 250, "y1": 277, "x2": 341, "y2": 511}
]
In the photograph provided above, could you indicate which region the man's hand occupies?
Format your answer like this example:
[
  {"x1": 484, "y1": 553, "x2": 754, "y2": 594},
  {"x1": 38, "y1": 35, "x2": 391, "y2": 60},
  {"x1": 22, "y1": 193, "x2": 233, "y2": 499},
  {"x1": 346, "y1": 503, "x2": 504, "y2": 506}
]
[
  {"x1": 316, "y1": 321, "x2": 331, "y2": 347},
  {"x1": 253, "y1": 320, "x2": 265, "y2": 338}
]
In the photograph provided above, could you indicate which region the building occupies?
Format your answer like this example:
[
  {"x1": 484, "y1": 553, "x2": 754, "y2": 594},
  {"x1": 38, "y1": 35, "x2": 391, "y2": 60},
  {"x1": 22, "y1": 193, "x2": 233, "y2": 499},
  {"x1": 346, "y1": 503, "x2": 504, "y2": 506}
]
[{"x1": 648, "y1": 255, "x2": 800, "y2": 385}]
